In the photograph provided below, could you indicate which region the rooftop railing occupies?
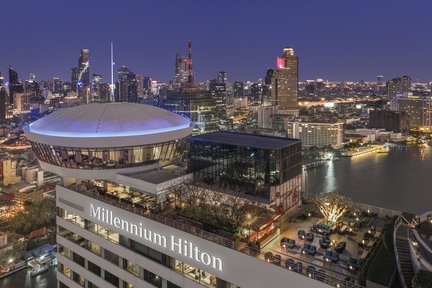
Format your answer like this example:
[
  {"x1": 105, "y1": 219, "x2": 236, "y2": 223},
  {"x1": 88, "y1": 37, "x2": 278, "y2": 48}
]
[{"x1": 65, "y1": 183, "x2": 365, "y2": 288}]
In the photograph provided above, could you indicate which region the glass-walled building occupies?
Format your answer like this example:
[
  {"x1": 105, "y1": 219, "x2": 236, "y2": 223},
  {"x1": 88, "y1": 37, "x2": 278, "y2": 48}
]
[{"x1": 188, "y1": 131, "x2": 302, "y2": 211}]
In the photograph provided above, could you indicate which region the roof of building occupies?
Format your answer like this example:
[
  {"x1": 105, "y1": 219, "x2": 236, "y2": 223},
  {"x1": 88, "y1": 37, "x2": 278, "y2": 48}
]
[
  {"x1": 24, "y1": 102, "x2": 192, "y2": 148},
  {"x1": 126, "y1": 169, "x2": 182, "y2": 184},
  {"x1": 28, "y1": 102, "x2": 190, "y2": 137},
  {"x1": 189, "y1": 131, "x2": 299, "y2": 149}
]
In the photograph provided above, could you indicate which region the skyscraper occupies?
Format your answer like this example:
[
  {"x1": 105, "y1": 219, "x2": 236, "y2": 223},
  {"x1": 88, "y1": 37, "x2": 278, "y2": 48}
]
[
  {"x1": 386, "y1": 75, "x2": 411, "y2": 101},
  {"x1": 79, "y1": 48, "x2": 90, "y2": 86},
  {"x1": 115, "y1": 66, "x2": 138, "y2": 102},
  {"x1": 8, "y1": 65, "x2": 24, "y2": 104},
  {"x1": 71, "y1": 49, "x2": 90, "y2": 93},
  {"x1": 233, "y1": 81, "x2": 244, "y2": 98},
  {"x1": 217, "y1": 71, "x2": 227, "y2": 84},
  {"x1": 174, "y1": 54, "x2": 188, "y2": 85},
  {"x1": 272, "y1": 47, "x2": 299, "y2": 113}
]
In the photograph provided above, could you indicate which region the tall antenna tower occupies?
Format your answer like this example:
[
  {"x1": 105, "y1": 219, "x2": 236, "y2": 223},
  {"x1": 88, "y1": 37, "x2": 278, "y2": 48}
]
[{"x1": 110, "y1": 42, "x2": 115, "y2": 102}]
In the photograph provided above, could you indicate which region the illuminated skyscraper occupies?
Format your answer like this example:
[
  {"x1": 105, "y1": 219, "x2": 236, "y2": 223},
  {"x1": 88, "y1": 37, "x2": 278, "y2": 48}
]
[
  {"x1": 272, "y1": 47, "x2": 299, "y2": 113},
  {"x1": 79, "y1": 48, "x2": 90, "y2": 86},
  {"x1": 71, "y1": 49, "x2": 90, "y2": 93}
]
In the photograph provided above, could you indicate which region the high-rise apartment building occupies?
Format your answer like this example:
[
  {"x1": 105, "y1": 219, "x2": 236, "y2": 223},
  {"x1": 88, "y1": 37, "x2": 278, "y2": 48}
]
[
  {"x1": 272, "y1": 47, "x2": 299, "y2": 114},
  {"x1": 386, "y1": 76, "x2": 411, "y2": 101}
]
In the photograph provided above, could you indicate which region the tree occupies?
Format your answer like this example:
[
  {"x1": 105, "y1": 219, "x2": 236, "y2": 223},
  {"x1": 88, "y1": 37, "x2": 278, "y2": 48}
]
[
  {"x1": 315, "y1": 192, "x2": 356, "y2": 223},
  {"x1": 0, "y1": 243, "x2": 24, "y2": 269}
]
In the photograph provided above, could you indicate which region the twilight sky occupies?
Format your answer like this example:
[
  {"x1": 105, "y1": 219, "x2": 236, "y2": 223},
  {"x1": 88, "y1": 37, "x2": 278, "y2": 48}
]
[{"x1": 1, "y1": 0, "x2": 431, "y2": 83}]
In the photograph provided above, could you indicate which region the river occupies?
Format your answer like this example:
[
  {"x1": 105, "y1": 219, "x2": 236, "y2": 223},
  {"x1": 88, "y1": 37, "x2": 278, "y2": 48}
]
[
  {"x1": 0, "y1": 265, "x2": 57, "y2": 288},
  {"x1": 304, "y1": 143, "x2": 432, "y2": 214}
]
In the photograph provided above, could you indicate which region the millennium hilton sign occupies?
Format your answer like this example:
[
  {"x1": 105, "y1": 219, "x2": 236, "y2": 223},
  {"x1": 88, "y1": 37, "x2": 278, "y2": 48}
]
[{"x1": 89, "y1": 204, "x2": 224, "y2": 272}]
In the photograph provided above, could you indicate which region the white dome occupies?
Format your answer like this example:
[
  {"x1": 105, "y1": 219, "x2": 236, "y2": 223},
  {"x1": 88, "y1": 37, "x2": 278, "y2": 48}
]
[{"x1": 25, "y1": 102, "x2": 192, "y2": 148}]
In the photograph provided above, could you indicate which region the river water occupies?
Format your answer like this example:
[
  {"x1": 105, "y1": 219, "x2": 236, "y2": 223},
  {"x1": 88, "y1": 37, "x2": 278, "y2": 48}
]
[
  {"x1": 0, "y1": 266, "x2": 56, "y2": 288},
  {"x1": 304, "y1": 144, "x2": 432, "y2": 215}
]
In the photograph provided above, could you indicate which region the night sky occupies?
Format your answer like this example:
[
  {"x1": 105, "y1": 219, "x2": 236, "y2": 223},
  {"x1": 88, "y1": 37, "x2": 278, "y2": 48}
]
[{"x1": 1, "y1": 0, "x2": 431, "y2": 83}]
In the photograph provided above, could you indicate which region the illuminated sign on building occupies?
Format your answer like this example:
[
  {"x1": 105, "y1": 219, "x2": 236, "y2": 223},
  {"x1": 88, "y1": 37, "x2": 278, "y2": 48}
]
[{"x1": 89, "y1": 204, "x2": 224, "y2": 272}]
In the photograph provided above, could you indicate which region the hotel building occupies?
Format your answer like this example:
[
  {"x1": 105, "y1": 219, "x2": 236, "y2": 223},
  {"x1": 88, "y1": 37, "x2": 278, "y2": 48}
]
[{"x1": 25, "y1": 102, "x2": 342, "y2": 288}]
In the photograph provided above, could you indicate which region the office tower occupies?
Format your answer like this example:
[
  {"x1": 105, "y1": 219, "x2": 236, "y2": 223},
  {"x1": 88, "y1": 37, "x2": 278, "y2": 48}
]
[
  {"x1": 136, "y1": 74, "x2": 144, "y2": 98},
  {"x1": 217, "y1": 71, "x2": 227, "y2": 84},
  {"x1": 174, "y1": 54, "x2": 188, "y2": 85},
  {"x1": 272, "y1": 47, "x2": 299, "y2": 113},
  {"x1": 71, "y1": 49, "x2": 90, "y2": 93},
  {"x1": 8, "y1": 65, "x2": 24, "y2": 104},
  {"x1": 250, "y1": 81, "x2": 264, "y2": 105},
  {"x1": 386, "y1": 76, "x2": 411, "y2": 101},
  {"x1": 52, "y1": 77, "x2": 63, "y2": 94},
  {"x1": 71, "y1": 68, "x2": 80, "y2": 92},
  {"x1": 209, "y1": 79, "x2": 228, "y2": 129},
  {"x1": 0, "y1": 87, "x2": 7, "y2": 120},
  {"x1": 164, "y1": 89, "x2": 218, "y2": 133},
  {"x1": 115, "y1": 66, "x2": 138, "y2": 102},
  {"x1": 0, "y1": 71, "x2": 3, "y2": 86},
  {"x1": 91, "y1": 74, "x2": 103, "y2": 102},
  {"x1": 79, "y1": 49, "x2": 90, "y2": 86},
  {"x1": 233, "y1": 81, "x2": 244, "y2": 98},
  {"x1": 265, "y1": 69, "x2": 274, "y2": 85}
]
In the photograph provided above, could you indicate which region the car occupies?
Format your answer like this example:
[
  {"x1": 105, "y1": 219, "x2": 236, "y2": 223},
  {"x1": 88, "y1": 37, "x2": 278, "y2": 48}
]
[
  {"x1": 348, "y1": 257, "x2": 364, "y2": 272},
  {"x1": 316, "y1": 269, "x2": 326, "y2": 281},
  {"x1": 306, "y1": 265, "x2": 316, "y2": 278},
  {"x1": 305, "y1": 232, "x2": 314, "y2": 242},
  {"x1": 312, "y1": 223, "x2": 331, "y2": 235},
  {"x1": 319, "y1": 236, "x2": 331, "y2": 249},
  {"x1": 323, "y1": 250, "x2": 339, "y2": 263},
  {"x1": 273, "y1": 254, "x2": 282, "y2": 265},
  {"x1": 335, "y1": 241, "x2": 346, "y2": 253},
  {"x1": 280, "y1": 237, "x2": 296, "y2": 249},
  {"x1": 293, "y1": 262, "x2": 303, "y2": 273},
  {"x1": 298, "y1": 230, "x2": 306, "y2": 240},
  {"x1": 301, "y1": 243, "x2": 317, "y2": 256},
  {"x1": 285, "y1": 258, "x2": 295, "y2": 270},
  {"x1": 264, "y1": 251, "x2": 273, "y2": 262}
]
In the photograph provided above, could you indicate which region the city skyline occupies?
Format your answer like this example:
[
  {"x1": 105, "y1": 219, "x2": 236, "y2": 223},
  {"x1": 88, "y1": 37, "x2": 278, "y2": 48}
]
[{"x1": 1, "y1": 0, "x2": 431, "y2": 83}]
